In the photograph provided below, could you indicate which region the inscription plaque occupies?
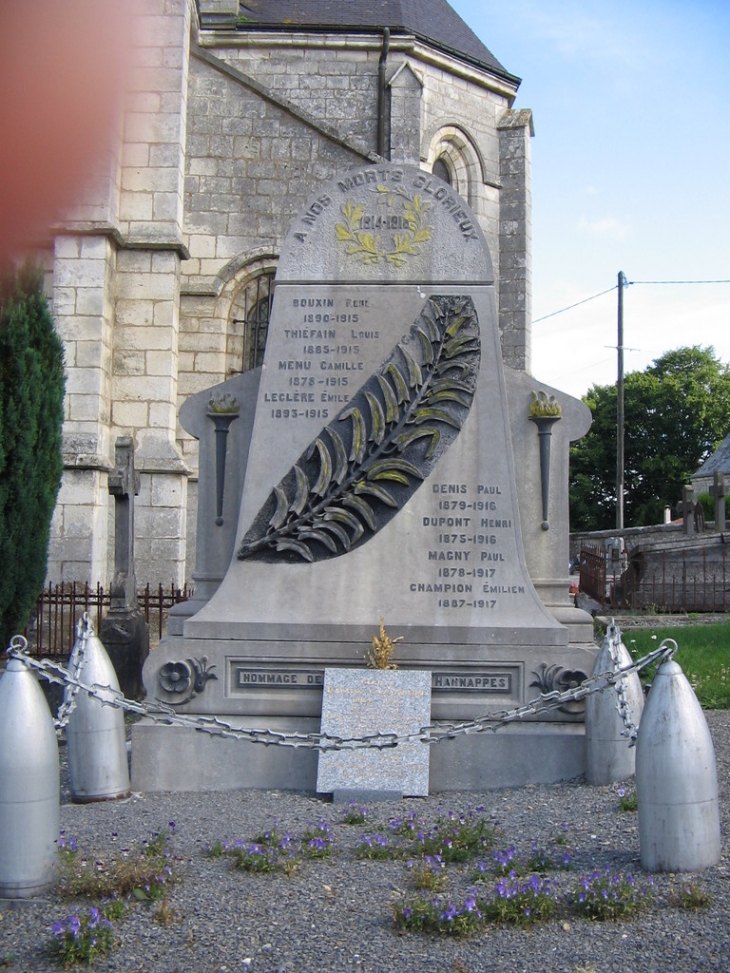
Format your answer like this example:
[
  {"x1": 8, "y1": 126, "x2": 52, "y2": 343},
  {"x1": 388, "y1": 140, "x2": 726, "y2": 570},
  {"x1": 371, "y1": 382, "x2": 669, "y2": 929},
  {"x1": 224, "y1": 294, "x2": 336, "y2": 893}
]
[
  {"x1": 432, "y1": 672, "x2": 512, "y2": 693},
  {"x1": 316, "y1": 668, "x2": 431, "y2": 797},
  {"x1": 230, "y1": 665, "x2": 516, "y2": 695},
  {"x1": 233, "y1": 667, "x2": 324, "y2": 690}
]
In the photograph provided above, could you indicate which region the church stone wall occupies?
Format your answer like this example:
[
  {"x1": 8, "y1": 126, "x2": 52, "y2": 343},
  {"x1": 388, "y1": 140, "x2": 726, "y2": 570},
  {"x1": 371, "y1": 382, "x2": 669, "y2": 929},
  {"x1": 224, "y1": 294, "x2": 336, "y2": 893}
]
[
  {"x1": 47, "y1": 0, "x2": 533, "y2": 589},
  {"x1": 181, "y1": 53, "x2": 365, "y2": 288},
  {"x1": 215, "y1": 42, "x2": 381, "y2": 154}
]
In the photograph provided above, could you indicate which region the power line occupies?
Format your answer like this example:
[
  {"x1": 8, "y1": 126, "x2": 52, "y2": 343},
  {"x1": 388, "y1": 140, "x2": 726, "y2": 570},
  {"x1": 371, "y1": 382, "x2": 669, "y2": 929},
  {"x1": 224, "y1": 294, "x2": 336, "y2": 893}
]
[
  {"x1": 628, "y1": 278, "x2": 730, "y2": 286},
  {"x1": 533, "y1": 285, "x2": 616, "y2": 324},
  {"x1": 533, "y1": 277, "x2": 730, "y2": 326}
]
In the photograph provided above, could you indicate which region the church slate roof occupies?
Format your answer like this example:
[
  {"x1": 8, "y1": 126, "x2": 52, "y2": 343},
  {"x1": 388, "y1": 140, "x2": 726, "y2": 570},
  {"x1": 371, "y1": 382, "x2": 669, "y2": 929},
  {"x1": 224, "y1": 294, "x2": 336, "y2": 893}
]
[
  {"x1": 691, "y1": 433, "x2": 730, "y2": 481},
  {"x1": 236, "y1": 1, "x2": 518, "y2": 82}
]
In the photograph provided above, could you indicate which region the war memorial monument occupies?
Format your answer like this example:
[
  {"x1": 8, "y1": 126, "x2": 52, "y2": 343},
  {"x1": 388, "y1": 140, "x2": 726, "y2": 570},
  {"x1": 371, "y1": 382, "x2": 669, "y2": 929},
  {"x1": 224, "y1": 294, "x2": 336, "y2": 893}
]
[{"x1": 133, "y1": 162, "x2": 593, "y2": 793}]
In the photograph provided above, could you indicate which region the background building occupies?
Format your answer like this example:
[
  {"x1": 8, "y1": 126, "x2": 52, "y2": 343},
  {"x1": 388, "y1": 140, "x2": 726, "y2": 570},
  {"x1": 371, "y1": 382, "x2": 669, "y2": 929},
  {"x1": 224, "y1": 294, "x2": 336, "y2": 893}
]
[{"x1": 47, "y1": 0, "x2": 534, "y2": 588}]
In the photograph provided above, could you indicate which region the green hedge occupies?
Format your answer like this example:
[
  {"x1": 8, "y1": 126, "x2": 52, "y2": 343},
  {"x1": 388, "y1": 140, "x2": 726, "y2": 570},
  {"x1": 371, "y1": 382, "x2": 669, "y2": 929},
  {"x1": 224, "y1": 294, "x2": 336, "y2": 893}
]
[{"x1": 0, "y1": 265, "x2": 65, "y2": 646}]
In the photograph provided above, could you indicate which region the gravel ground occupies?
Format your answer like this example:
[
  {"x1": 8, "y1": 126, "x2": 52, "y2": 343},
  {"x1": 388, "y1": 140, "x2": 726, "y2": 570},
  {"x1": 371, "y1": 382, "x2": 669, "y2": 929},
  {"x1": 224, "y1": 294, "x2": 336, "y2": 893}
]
[{"x1": 1, "y1": 712, "x2": 729, "y2": 973}]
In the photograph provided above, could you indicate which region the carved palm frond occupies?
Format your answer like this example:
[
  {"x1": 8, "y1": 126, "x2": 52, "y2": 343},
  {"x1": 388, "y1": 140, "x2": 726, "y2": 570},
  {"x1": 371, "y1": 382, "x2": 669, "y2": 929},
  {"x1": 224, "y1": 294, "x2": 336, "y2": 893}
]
[{"x1": 238, "y1": 295, "x2": 480, "y2": 563}]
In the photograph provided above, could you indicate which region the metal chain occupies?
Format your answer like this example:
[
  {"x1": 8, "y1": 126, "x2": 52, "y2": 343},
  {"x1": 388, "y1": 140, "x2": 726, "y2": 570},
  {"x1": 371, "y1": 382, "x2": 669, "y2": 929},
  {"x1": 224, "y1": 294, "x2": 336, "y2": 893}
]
[
  {"x1": 5, "y1": 633, "x2": 676, "y2": 752},
  {"x1": 53, "y1": 613, "x2": 91, "y2": 730},
  {"x1": 606, "y1": 620, "x2": 639, "y2": 744},
  {"x1": 605, "y1": 621, "x2": 677, "y2": 746}
]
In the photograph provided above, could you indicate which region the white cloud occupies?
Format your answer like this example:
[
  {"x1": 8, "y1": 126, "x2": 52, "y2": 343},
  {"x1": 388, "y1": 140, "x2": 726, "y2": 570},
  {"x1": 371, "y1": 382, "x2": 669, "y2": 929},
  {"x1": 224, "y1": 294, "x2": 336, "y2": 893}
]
[
  {"x1": 577, "y1": 216, "x2": 629, "y2": 240},
  {"x1": 512, "y1": 0, "x2": 650, "y2": 67}
]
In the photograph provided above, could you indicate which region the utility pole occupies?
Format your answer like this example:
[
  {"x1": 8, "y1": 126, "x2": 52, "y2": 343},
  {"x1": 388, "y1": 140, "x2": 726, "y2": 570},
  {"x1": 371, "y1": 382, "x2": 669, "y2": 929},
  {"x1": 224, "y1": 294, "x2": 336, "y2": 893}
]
[{"x1": 616, "y1": 271, "x2": 626, "y2": 529}]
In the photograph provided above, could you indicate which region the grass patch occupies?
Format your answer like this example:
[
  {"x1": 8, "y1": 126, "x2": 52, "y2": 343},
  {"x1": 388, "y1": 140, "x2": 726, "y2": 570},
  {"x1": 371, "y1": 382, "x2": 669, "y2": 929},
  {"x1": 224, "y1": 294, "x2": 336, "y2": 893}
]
[
  {"x1": 57, "y1": 829, "x2": 175, "y2": 903},
  {"x1": 669, "y1": 881, "x2": 712, "y2": 909},
  {"x1": 624, "y1": 621, "x2": 730, "y2": 708}
]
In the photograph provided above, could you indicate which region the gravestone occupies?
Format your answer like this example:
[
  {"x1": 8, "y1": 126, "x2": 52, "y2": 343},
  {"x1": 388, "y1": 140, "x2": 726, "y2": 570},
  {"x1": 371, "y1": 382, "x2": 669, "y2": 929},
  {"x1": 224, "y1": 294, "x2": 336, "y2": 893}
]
[
  {"x1": 133, "y1": 162, "x2": 594, "y2": 792},
  {"x1": 100, "y1": 437, "x2": 149, "y2": 699}
]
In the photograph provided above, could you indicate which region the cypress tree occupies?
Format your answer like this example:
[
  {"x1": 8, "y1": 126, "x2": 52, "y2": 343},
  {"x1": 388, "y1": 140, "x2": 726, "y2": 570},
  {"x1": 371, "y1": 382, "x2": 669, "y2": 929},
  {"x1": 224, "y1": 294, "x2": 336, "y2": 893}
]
[{"x1": 0, "y1": 264, "x2": 65, "y2": 646}]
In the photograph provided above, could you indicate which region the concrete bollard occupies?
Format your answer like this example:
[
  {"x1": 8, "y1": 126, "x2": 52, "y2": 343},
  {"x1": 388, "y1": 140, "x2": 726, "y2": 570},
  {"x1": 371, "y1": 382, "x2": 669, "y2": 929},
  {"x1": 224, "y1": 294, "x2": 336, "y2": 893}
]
[
  {"x1": 636, "y1": 656, "x2": 721, "y2": 872},
  {"x1": 585, "y1": 626, "x2": 644, "y2": 785},
  {"x1": 66, "y1": 614, "x2": 131, "y2": 802},
  {"x1": 0, "y1": 639, "x2": 60, "y2": 897}
]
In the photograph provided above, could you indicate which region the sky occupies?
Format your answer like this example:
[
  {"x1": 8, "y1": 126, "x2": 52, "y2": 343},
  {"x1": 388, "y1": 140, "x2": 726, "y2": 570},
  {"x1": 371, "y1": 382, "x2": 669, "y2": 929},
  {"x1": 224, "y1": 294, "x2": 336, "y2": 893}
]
[{"x1": 450, "y1": 0, "x2": 730, "y2": 399}]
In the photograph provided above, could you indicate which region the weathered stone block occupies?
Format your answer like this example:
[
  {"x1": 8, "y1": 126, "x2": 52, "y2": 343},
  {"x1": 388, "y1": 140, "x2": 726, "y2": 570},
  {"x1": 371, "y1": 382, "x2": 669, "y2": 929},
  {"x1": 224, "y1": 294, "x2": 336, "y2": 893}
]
[
  {"x1": 151, "y1": 251, "x2": 180, "y2": 274},
  {"x1": 122, "y1": 143, "x2": 151, "y2": 168},
  {"x1": 180, "y1": 258, "x2": 201, "y2": 277},
  {"x1": 153, "y1": 192, "x2": 182, "y2": 222},
  {"x1": 68, "y1": 394, "x2": 106, "y2": 422},
  {"x1": 65, "y1": 367, "x2": 106, "y2": 396},
  {"x1": 125, "y1": 111, "x2": 183, "y2": 144},
  {"x1": 188, "y1": 158, "x2": 218, "y2": 176},
  {"x1": 144, "y1": 350, "x2": 175, "y2": 378},
  {"x1": 115, "y1": 374, "x2": 174, "y2": 402},
  {"x1": 117, "y1": 251, "x2": 153, "y2": 273},
  {"x1": 75, "y1": 341, "x2": 108, "y2": 370},
  {"x1": 152, "y1": 302, "x2": 177, "y2": 328},
  {"x1": 126, "y1": 91, "x2": 162, "y2": 114},
  {"x1": 113, "y1": 351, "x2": 146, "y2": 376},
  {"x1": 187, "y1": 234, "x2": 216, "y2": 258},
  {"x1": 54, "y1": 237, "x2": 81, "y2": 260},
  {"x1": 53, "y1": 286, "x2": 77, "y2": 316},
  {"x1": 150, "y1": 474, "x2": 185, "y2": 507},
  {"x1": 220, "y1": 116, "x2": 253, "y2": 137},
  {"x1": 120, "y1": 192, "x2": 155, "y2": 222},
  {"x1": 56, "y1": 470, "x2": 104, "y2": 508},
  {"x1": 116, "y1": 274, "x2": 176, "y2": 302},
  {"x1": 54, "y1": 259, "x2": 107, "y2": 289},
  {"x1": 115, "y1": 300, "x2": 155, "y2": 328},
  {"x1": 148, "y1": 401, "x2": 177, "y2": 429},
  {"x1": 122, "y1": 167, "x2": 180, "y2": 194},
  {"x1": 112, "y1": 401, "x2": 149, "y2": 428},
  {"x1": 74, "y1": 288, "x2": 107, "y2": 317}
]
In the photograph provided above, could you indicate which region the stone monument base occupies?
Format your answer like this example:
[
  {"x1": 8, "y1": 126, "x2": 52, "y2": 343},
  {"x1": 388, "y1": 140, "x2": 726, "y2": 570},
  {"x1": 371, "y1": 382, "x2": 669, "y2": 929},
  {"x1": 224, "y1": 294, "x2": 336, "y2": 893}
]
[{"x1": 130, "y1": 718, "x2": 586, "y2": 793}]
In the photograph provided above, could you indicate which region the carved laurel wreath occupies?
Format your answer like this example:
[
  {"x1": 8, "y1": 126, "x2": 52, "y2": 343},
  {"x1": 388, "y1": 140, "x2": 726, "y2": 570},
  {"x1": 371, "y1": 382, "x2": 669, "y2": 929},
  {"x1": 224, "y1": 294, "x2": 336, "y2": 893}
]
[
  {"x1": 238, "y1": 296, "x2": 480, "y2": 563},
  {"x1": 335, "y1": 185, "x2": 432, "y2": 267}
]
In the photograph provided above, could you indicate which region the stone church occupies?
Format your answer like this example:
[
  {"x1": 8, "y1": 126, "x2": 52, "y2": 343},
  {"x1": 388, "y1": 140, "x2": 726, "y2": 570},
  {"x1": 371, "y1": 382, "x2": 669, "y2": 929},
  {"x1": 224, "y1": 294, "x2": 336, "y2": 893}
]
[{"x1": 48, "y1": 0, "x2": 545, "y2": 598}]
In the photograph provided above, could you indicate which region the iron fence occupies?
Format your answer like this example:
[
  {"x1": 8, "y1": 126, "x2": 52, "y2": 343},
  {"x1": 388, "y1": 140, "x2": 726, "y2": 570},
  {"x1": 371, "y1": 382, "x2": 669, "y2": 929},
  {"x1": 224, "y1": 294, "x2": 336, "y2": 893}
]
[
  {"x1": 25, "y1": 582, "x2": 192, "y2": 657},
  {"x1": 577, "y1": 543, "x2": 612, "y2": 605},
  {"x1": 579, "y1": 546, "x2": 730, "y2": 612}
]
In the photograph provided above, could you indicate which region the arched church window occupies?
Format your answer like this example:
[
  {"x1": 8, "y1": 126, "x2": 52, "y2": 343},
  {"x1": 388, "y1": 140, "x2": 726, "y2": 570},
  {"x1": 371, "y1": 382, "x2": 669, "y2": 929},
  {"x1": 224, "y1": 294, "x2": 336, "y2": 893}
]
[
  {"x1": 433, "y1": 156, "x2": 452, "y2": 186},
  {"x1": 230, "y1": 271, "x2": 274, "y2": 371},
  {"x1": 425, "y1": 126, "x2": 481, "y2": 207}
]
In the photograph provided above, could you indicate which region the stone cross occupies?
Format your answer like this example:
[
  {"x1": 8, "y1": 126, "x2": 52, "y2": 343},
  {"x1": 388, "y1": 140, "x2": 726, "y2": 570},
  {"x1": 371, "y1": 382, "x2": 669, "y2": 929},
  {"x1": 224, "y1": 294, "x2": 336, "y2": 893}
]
[
  {"x1": 682, "y1": 484, "x2": 696, "y2": 535},
  {"x1": 108, "y1": 436, "x2": 139, "y2": 610},
  {"x1": 710, "y1": 471, "x2": 726, "y2": 532}
]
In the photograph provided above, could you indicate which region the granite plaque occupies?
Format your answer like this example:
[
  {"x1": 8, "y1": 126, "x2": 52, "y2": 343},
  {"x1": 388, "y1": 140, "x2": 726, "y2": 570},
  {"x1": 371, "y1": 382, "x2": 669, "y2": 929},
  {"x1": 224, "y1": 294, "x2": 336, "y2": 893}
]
[{"x1": 316, "y1": 668, "x2": 431, "y2": 797}]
